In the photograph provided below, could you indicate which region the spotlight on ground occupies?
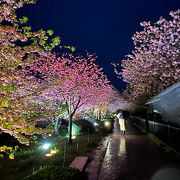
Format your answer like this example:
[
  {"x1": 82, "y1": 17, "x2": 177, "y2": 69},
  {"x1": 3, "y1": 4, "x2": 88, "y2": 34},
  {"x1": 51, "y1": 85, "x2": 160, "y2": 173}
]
[
  {"x1": 45, "y1": 153, "x2": 52, "y2": 157},
  {"x1": 43, "y1": 143, "x2": 50, "y2": 150},
  {"x1": 105, "y1": 121, "x2": 110, "y2": 127},
  {"x1": 72, "y1": 136, "x2": 76, "y2": 140},
  {"x1": 93, "y1": 122, "x2": 98, "y2": 126}
]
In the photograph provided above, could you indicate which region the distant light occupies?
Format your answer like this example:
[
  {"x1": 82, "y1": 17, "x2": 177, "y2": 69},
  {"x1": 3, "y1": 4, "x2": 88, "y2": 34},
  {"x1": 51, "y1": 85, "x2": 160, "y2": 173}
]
[
  {"x1": 153, "y1": 109, "x2": 159, "y2": 113},
  {"x1": 48, "y1": 134, "x2": 52, "y2": 136},
  {"x1": 105, "y1": 121, "x2": 110, "y2": 126},
  {"x1": 45, "y1": 153, "x2": 52, "y2": 157},
  {"x1": 93, "y1": 122, "x2": 98, "y2": 126},
  {"x1": 43, "y1": 143, "x2": 50, "y2": 150},
  {"x1": 72, "y1": 136, "x2": 76, "y2": 140}
]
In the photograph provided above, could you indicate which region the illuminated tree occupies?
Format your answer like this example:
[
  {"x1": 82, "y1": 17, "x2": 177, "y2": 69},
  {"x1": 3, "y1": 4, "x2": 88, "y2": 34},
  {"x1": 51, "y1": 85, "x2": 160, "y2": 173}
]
[
  {"x1": 108, "y1": 88, "x2": 131, "y2": 112},
  {"x1": 30, "y1": 53, "x2": 112, "y2": 143},
  {"x1": 24, "y1": 92, "x2": 68, "y2": 136},
  {"x1": 114, "y1": 10, "x2": 180, "y2": 103},
  {"x1": 0, "y1": 0, "x2": 62, "y2": 154}
]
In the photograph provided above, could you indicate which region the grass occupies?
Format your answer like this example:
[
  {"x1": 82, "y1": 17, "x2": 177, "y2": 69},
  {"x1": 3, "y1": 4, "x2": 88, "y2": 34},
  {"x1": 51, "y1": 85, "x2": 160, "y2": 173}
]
[{"x1": 0, "y1": 132, "x2": 106, "y2": 180}]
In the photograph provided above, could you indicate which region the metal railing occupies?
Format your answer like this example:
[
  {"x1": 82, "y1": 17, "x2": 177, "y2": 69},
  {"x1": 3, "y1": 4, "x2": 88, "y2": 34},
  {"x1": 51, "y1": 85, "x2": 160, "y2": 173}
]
[{"x1": 130, "y1": 116, "x2": 180, "y2": 154}]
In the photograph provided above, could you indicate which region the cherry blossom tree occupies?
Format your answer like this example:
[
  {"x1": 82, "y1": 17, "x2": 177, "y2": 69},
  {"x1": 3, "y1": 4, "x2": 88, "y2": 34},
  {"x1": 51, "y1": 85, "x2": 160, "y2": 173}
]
[
  {"x1": 114, "y1": 9, "x2": 180, "y2": 103},
  {"x1": 29, "y1": 53, "x2": 112, "y2": 143},
  {"x1": 108, "y1": 88, "x2": 132, "y2": 112},
  {"x1": 80, "y1": 102, "x2": 109, "y2": 121},
  {"x1": 0, "y1": 0, "x2": 62, "y2": 155},
  {"x1": 24, "y1": 90, "x2": 68, "y2": 136}
]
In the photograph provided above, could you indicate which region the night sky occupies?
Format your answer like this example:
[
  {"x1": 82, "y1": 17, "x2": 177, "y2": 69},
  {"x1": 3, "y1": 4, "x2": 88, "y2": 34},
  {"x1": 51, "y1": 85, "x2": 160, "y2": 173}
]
[{"x1": 17, "y1": 0, "x2": 180, "y2": 91}]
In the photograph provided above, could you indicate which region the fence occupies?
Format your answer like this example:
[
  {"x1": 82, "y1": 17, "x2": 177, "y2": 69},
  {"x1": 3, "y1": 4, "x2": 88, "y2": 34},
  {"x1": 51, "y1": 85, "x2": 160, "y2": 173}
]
[{"x1": 131, "y1": 116, "x2": 180, "y2": 153}]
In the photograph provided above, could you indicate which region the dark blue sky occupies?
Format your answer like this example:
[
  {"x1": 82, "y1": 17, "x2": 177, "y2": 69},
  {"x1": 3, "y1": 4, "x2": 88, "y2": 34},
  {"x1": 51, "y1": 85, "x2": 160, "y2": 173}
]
[{"x1": 17, "y1": 0, "x2": 180, "y2": 91}]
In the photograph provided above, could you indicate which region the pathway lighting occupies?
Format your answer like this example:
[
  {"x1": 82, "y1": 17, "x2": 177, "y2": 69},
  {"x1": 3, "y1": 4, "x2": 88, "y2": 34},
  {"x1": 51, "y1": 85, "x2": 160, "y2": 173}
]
[
  {"x1": 105, "y1": 121, "x2": 110, "y2": 127},
  {"x1": 72, "y1": 136, "x2": 76, "y2": 140},
  {"x1": 43, "y1": 143, "x2": 50, "y2": 150},
  {"x1": 93, "y1": 122, "x2": 98, "y2": 126},
  {"x1": 153, "y1": 109, "x2": 159, "y2": 113},
  {"x1": 45, "y1": 153, "x2": 52, "y2": 157}
]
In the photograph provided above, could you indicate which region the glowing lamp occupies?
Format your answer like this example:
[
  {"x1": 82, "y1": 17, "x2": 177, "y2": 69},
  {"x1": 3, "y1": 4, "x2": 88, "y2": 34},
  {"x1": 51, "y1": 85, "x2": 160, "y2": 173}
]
[
  {"x1": 105, "y1": 121, "x2": 110, "y2": 127},
  {"x1": 43, "y1": 143, "x2": 50, "y2": 150},
  {"x1": 93, "y1": 122, "x2": 98, "y2": 126},
  {"x1": 153, "y1": 109, "x2": 159, "y2": 113},
  {"x1": 45, "y1": 153, "x2": 52, "y2": 157},
  {"x1": 72, "y1": 136, "x2": 76, "y2": 140}
]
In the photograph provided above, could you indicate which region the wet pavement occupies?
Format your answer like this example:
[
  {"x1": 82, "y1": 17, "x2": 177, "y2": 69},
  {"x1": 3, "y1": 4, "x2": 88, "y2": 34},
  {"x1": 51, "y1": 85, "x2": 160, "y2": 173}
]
[
  {"x1": 98, "y1": 118, "x2": 180, "y2": 180},
  {"x1": 85, "y1": 136, "x2": 110, "y2": 180}
]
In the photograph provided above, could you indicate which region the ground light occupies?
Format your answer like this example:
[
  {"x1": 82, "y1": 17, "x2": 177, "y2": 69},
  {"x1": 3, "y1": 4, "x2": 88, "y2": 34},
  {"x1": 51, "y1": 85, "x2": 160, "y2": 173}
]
[
  {"x1": 45, "y1": 153, "x2": 52, "y2": 157},
  {"x1": 43, "y1": 143, "x2": 50, "y2": 150},
  {"x1": 45, "y1": 148, "x2": 58, "y2": 157},
  {"x1": 93, "y1": 122, "x2": 98, "y2": 126},
  {"x1": 105, "y1": 121, "x2": 110, "y2": 127},
  {"x1": 72, "y1": 136, "x2": 76, "y2": 140}
]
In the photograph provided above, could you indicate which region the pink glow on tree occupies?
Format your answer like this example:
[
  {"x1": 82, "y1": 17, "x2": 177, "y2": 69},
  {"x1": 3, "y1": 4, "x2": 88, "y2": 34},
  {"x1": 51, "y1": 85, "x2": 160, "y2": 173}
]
[
  {"x1": 30, "y1": 53, "x2": 112, "y2": 143},
  {"x1": 108, "y1": 88, "x2": 132, "y2": 112},
  {"x1": 114, "y1": 9, "x2": 180, "y2": 103},
  {"x1": 0, "y1": 0, "x2": 61, "y2": 150}
]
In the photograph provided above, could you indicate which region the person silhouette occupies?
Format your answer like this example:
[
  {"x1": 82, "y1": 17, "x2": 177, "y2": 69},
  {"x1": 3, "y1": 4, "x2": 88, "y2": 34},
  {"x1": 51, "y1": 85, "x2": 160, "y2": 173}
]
[{"x1": 117, "y1": 112, "x2": 126, "y2": 135}]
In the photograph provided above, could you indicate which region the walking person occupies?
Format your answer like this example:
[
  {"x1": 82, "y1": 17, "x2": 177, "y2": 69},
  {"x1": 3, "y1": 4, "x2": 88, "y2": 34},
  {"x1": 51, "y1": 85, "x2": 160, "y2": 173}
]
[{"x1": 117, "y1": 112, "x2": 126, "y2": 135}]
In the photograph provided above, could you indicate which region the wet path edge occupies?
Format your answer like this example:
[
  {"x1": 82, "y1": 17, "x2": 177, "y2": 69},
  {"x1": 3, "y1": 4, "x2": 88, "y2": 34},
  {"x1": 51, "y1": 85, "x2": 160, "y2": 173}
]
[
  {"x1": 84, "y1": 136, "x2": 110, "y2": 180},
  {"x1": 98, "y1": 118, "x2": 180, "y2": 180}
]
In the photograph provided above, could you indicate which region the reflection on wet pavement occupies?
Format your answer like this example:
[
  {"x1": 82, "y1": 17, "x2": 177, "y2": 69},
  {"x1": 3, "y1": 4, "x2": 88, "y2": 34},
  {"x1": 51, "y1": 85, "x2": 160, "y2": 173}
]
[
  {"x1": 119, "y1": 136, "x2": 126, "y2": 155},
  {"x1": 98, "y1": 118, "x2": 180, "y2": 180},
  {"x1": 85, "y1": 136, "x2": 110, "y2": 180}
]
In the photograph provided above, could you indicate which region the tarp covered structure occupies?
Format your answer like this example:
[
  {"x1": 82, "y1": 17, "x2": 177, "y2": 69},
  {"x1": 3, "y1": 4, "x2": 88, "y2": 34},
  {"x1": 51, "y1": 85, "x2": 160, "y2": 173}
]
[{"x1": 147, "y1": 82, "x2": 180, "y2": 126}]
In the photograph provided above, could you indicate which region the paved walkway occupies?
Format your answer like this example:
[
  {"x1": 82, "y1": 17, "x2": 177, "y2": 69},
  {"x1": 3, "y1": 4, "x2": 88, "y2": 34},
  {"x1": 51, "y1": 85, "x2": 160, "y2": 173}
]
[
  {"x1": 85, "y1": 136, "x2": 109, "y2": 180},
  {"x1": 98, "y1": 118, "x2": 180, "y2": 180}
]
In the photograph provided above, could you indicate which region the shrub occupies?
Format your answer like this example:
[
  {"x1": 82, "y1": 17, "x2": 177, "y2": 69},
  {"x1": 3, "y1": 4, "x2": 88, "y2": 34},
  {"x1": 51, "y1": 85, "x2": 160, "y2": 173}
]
[
  {"x1": 23, "y1": 165, "x2": 87, "y2": 180},
  {"x1": 73, "y1": 119, "x2": 94, "y2": 134},
  {"x1": 59, "y1": 125, "x2": 68, "y2": 136}
]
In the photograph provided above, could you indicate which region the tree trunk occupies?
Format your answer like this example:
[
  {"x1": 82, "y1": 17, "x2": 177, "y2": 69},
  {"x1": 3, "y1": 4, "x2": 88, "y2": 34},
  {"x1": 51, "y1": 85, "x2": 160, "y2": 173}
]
[
  {"x1": 68, "y1": 97, "x2": 72, "y2": 144},
  {"x1": 99, "y1": 110, "x2": 101, "y2": 120},
  {"x1": 92, "y1": 108, "x2": 95, "y2": 123},
  {"x1": 68, "y1": 113, "x2": 72, "y2": 144},
  {"x1": 55, "y1": 116, "x2": 59, "y2": 136},
  {"x1": 67, "y1": 96, "x2": 80, "y2": 144}
]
